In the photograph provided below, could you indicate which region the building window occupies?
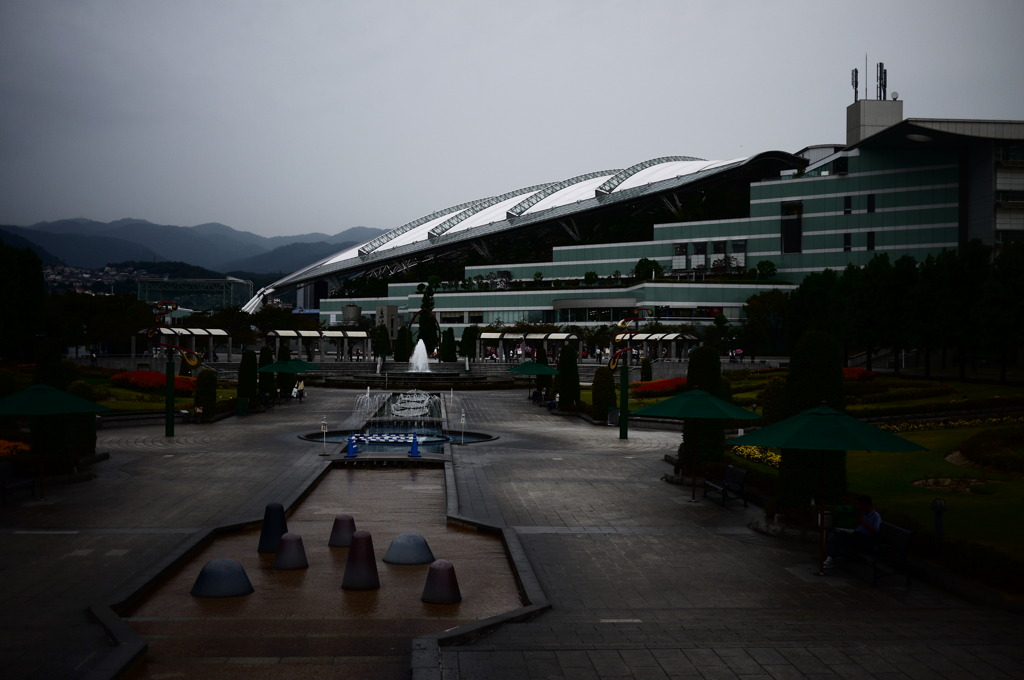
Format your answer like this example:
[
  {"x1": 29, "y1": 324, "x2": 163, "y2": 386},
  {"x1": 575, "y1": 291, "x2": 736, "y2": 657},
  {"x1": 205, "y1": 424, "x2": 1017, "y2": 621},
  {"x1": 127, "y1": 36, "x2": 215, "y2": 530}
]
[
  {"x1": 693, "y1": 242, "x2": 707, "y2": 256},
  {"x1": 843, "y1": 196, "x2": 852, "y2": 215},
  {"x1": 712, "y1": 241, "x2": 727, "y2": 255},
  {"x1": 440, "y1": 311, "x2": 464, "y2": 324},
  {"x1": 674, "y1": 243, "x2": 687, "y2": 256},
  {"x1": 833, "y1": 156, "x2": 849, "y2": 175},
  {"x1": 844, "y1": 233, "x2": 852, "y2": 252},
  {"x1": 867, "y1": 194, "x2": 876, "y2": 213},
  {"x1": 468, "y1": 311, "x2": 484, "y2": 324},
  {"x1": 781, "y1": 201, "x2": 803, "y2": 254},
  {"x1": 867, "y1": 232, "x2": 876, "y2": 251}
]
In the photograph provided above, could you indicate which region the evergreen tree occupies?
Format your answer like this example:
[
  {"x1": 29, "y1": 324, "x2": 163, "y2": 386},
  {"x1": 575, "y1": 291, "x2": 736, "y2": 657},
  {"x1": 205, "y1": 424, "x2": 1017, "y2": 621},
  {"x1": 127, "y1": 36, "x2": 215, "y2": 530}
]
[
  {"x1": 258, "y1": 346, "x2": 275, "y2": 398},
  {"x1": 439, "y1": 328, "x2": 458, "y2": 361},
  {"x1": 237, "y1": 349, "x2": 258, "y2": 412},
  {"x1": 640, "y1": 357, "x2": 653, "y2": 382},
  {"x1": 194, "y1": 368, "x2": 218, "y2": 420},
  {"x1": 276, "y1": 344, "x2": 293, "y2": 396},
  {"x1": 555, "y1": 344, "x2": 580, "y2": 408},
  {"x1": 459, "y1": 325, "x2": 480, "y2": 360},
  {"x1": 677, "y1": 345, "x2": 726, "y2": 475},
  {"x1": 394, "y1": 325, "x2": 412, "y2": 362},
  {"x1": 0, "y1": 240, "x2": 44, "y2": 363},
  {"x1": 535, "y1": 348, "x2": 553, "y2": 394},
  {"x1": 777, "y1": 330, "x2": 846, "y2": 511},
  {"x1": 416, "y1": 286, "x2": 439, "y2": 353},
  {"x1": 590, "y1": 366, "x2": 617, "y2": 420},
  {"x1": 370, "y1": 324, "x2": 392, "y2": 360}
]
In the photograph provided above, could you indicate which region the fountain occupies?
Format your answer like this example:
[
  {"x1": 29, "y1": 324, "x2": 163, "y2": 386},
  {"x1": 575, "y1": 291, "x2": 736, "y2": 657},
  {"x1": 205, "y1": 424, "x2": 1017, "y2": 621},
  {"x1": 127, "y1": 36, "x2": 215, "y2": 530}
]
[
  {"x1": 409, "y1": 339, "x2": 430, "y2": 373},
  {"x1": 302, "y1": 388, "x2": 495, "y2": 454}
]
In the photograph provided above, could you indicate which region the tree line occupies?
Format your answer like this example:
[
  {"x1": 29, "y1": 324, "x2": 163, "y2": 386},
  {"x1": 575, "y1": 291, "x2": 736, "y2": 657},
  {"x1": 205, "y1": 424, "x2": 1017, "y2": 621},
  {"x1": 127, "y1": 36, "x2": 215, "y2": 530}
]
[{"x1": 742, "y1": 241, "x2": 1024, "y2": 381}]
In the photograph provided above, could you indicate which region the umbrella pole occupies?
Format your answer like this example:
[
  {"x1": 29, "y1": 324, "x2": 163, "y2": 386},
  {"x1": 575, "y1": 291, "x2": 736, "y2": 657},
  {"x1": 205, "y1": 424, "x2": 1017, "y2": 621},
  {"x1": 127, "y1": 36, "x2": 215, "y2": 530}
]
[
  {"x1": 817, "y1": 451, "x2": 826, "y2": 575},
  {"x1": 688, "y1": 425, "x2": 698, "y2": 502}
]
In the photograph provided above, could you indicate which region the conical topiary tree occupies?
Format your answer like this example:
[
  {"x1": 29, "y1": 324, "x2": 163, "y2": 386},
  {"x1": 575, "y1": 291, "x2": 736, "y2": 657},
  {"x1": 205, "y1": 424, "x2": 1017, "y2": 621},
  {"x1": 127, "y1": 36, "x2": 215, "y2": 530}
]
[
  {"x1": 258, "y1": 345, "x2": 275, "y2": 400},
  {"x1": 555, "y1": 344, "x2": 580, "y2": 409},
  {"x1": 777, "y1": 330, "x2": 846, "y2": 512},
  {"x1": 590, "y1": 366, "x2": 617, "y2": 421},
  {"x1": 394, "y1": 325, "x2": 412, "y2": 362},
  {"x1": 194, "y1": 368, "x2": 218, "y2": 420},
  {"x1": 676, "y1": 345, "x2": 726, "y2": 476},
  {"x1": 440, "y1": 328, "x2": 458, "y2": 362},
  {"x1": 237, "y1": 349, "x2": 258, "y2": 414},
  {"x1": 276, "y1": 345, "x2": 293, "y2": 397}
]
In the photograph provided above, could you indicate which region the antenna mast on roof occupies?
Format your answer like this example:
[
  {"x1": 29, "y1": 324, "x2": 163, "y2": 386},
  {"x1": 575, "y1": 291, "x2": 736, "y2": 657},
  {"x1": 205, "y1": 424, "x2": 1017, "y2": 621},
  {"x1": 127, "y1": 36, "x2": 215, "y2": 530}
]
[
  {"x1": 851, "y1": 68, "x2": 859, "y2": 102},
  {"x1": 876, "y1": 62, "x2": 888, "y2": 100}
]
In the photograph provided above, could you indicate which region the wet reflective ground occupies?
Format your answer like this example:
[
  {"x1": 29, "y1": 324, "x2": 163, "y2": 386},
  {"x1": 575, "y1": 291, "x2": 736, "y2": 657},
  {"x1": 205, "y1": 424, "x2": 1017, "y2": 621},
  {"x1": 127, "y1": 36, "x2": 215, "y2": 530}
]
[{"x1": 123, "y1": 468, "x2": 523, "y2": 679}]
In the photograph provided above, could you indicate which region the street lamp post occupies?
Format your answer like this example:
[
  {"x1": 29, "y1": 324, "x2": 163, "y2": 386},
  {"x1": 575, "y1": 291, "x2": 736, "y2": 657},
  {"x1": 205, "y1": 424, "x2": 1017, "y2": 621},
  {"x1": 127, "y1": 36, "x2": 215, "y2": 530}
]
[{"x1": 320, "y1": 415, "x2": 328, "y2": 456}]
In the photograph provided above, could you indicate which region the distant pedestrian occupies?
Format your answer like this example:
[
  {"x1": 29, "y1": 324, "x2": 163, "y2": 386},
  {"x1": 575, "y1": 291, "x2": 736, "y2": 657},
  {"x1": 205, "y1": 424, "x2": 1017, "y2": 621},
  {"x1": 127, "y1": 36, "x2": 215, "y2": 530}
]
[{"x1": 294, "y1": 378, "x2": 305, "y2": 402}]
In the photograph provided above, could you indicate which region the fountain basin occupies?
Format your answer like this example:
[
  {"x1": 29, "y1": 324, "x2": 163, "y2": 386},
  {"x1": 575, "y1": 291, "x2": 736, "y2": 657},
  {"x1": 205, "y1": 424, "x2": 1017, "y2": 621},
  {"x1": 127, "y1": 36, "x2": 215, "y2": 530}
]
[{"x1": 302, "y1": 430, "x2": 495, "y2": 453}]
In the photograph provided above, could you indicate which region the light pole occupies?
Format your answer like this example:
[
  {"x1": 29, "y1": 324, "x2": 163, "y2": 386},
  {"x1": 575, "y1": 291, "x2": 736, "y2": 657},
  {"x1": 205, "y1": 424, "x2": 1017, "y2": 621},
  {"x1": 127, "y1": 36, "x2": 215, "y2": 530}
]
[{"x1": 320, "y1": 415, "x2": 328, "y2": 456}]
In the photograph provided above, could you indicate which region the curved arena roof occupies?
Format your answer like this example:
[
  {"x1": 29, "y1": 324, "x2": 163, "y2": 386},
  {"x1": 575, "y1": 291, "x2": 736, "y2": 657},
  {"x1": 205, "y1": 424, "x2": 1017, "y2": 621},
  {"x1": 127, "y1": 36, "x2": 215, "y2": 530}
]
[{"x1": 242, "y1": 153, "x2": 793, "y2": 313}]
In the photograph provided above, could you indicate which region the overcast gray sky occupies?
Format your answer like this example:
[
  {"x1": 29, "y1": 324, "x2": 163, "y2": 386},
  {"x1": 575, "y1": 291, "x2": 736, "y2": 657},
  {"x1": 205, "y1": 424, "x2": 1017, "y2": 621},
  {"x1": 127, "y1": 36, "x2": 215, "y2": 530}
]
[{"x1": 2, "y1": 0, "x2": 1022, "y2": 238}]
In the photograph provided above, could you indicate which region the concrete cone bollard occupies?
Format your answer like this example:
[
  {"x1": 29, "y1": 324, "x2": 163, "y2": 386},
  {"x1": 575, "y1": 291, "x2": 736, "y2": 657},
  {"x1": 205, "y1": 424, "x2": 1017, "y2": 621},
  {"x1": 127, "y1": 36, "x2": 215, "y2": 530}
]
[
  {"x1": 421, "y1": 559, "x2": 461, "y2": 603},
  {"x1": 257, "y1": 502, "x2": 288, "y2": 553},
  {"x1": 272, "y1": 532, "x2": 309, "y2": 569},
  {"x1": 328, "y1": 513, "x2": 357, "y2": 547},
  {"x1": 383, "y1": 531, "x2": 435, "y2": 564},
  {"x1": 191, "y1": 558, "x2": 255, "y2": 598},
  {"x1": 408, "y1": 433, "x2": 420, "y2": 458},
  {"x1": 341, "y1": 530, "x2": 380, "y2": 590}
]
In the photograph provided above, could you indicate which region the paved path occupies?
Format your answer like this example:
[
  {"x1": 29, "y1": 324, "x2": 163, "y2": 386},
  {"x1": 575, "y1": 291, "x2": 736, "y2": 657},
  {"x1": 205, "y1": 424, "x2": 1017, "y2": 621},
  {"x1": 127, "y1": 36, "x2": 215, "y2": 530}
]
[{"x1": 1, "y1": 387, "x2": 1022, "y2": 679}]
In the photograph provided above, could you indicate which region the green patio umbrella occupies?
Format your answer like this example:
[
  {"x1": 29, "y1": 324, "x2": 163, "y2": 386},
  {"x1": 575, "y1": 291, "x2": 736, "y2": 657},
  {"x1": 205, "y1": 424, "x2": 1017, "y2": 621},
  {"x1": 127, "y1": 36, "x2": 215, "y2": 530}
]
[
  {"x1": 0, "y1": 384, "x2": 111, "y2": 416},
  {"x1": 0, "y1": 384, "x2": 110, "y2": 500},
  {"x1": 728, "y1": 405, "x2": 924, "y2": 453},
  {"x1": 507, "y1": 361, "x2": 559, "y2": 399},
  {"x1": 729, "y1": 405, "x2": 925, "y2": 574},
  {"x1": 633, "y1": 389, "x2": 760, "y2": 422},
  {"x1": 257, "y1": 358, "x2": 319, "y2": 373},
  {"x1": 633, "y1": 389, "x2": 760, "y2": 500}
]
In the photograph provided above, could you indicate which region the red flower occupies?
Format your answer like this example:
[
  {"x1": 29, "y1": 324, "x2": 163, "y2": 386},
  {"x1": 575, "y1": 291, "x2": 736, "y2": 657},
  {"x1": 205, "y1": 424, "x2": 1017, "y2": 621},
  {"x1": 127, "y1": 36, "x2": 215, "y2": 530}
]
[{"x1": 110, "y1": 371, "x2": 196, "y2": 396}]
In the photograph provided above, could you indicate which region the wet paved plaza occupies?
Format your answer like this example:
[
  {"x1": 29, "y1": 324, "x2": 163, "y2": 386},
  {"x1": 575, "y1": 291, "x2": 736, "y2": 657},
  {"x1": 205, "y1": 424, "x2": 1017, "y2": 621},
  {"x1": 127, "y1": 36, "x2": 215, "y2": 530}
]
[{"x1": 1, "y1": 386, "x2": 1022, "y2": 679}]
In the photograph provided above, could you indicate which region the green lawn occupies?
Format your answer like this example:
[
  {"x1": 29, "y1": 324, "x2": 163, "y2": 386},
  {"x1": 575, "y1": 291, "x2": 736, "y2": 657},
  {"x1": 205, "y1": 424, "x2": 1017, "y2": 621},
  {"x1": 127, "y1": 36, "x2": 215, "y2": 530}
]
[{"x1": 847, "y1": 425, "x2": 1024, "y2": 562}]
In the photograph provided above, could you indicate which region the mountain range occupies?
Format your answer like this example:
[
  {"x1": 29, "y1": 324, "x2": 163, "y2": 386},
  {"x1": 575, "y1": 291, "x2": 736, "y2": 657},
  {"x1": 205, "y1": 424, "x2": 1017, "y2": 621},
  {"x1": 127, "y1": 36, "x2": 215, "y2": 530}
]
[{"x1": 0, "y1": 218, "x2": 386, "y2": 274}]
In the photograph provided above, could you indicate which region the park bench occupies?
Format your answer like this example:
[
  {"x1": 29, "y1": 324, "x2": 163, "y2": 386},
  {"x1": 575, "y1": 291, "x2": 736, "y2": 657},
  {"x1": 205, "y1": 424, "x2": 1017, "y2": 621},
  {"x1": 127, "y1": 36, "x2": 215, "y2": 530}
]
[
  {"x1": 843, "y1": 521, "x2": 912, "y2": 586},
  {"x1": 1, "y1": 460, "x2": 34, "y2": 505},
  {"x1": 703, "y1": 464, "x2": 748, "y2": 507}
]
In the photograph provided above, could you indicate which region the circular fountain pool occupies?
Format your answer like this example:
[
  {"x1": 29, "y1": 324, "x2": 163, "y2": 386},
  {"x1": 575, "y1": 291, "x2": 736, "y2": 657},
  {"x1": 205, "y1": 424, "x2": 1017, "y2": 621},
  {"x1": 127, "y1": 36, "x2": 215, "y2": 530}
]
[{"x1": 301, "y1": 430, "x2": 495, "y2": 453}]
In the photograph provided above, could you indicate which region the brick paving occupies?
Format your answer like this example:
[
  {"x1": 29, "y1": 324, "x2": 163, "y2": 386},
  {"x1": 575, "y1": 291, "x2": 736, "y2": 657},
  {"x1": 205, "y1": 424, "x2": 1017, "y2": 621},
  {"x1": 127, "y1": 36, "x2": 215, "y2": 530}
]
[{"x1": 1, "y1": 386, "x2": 1022, "y2": 679}]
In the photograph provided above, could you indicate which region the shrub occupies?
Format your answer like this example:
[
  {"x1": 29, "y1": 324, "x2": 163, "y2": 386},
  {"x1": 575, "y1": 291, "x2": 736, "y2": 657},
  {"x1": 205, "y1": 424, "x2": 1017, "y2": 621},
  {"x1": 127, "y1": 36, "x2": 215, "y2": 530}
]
[{"x1": 958, "y1": 425, "x2": 1024, "y2": 474}]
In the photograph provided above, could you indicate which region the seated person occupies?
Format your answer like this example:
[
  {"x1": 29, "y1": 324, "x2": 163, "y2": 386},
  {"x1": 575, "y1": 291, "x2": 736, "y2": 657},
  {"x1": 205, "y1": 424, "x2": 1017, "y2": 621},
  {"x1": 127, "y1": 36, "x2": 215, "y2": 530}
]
[{"x1": 824, "y1": 495, "x2": 880, "y2": 567}]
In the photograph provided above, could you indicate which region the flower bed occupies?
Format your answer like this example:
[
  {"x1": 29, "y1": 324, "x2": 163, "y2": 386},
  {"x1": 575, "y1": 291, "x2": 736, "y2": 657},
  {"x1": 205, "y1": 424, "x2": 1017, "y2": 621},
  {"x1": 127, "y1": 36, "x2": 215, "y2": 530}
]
[
  {"x1": 111, "y1": 370, "x2": 196, "y2": 396},
  {"x1": 630, "y1": 376, "x2": 687, "y2": 398}
]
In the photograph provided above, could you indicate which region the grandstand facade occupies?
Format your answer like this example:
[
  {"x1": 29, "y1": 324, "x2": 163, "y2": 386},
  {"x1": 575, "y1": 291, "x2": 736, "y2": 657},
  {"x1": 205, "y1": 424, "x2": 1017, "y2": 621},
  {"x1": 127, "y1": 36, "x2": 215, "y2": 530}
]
[{"x1": 244, "y1": 99, "x2": 1023, "y2": 339}]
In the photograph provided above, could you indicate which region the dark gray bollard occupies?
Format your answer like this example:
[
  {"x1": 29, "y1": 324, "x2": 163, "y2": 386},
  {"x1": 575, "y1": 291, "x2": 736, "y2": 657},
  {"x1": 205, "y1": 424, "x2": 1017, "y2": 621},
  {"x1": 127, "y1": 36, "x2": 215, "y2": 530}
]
[
  {"x1": 272, "y1": 532, "x2": 309, "y2": 569},
  {"x1": 191, "y1": 558, "x2": 255, "y2": 598},
  {"x1": 421, "y1": 559, "x2": 461, "y2": 604},
  {"x1": 383, "y1": 531, "x2": 435, "y2": 564},
  {"x1": 257, "y1": 502, "x2": 288, "y2": 553},
  {"x1": 328, "y1": 513, "x2": 357, "y2": 547},
  {"x1": 341, "y1": 529, "x2": 380, "y2": 590}
]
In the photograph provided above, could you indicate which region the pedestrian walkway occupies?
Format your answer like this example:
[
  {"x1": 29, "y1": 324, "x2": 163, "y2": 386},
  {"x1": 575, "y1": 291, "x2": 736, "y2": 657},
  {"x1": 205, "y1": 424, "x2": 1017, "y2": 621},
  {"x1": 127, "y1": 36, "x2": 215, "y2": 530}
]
[{"x1": 1, "y1": 387, "x2": 1022, "y2": 679}]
